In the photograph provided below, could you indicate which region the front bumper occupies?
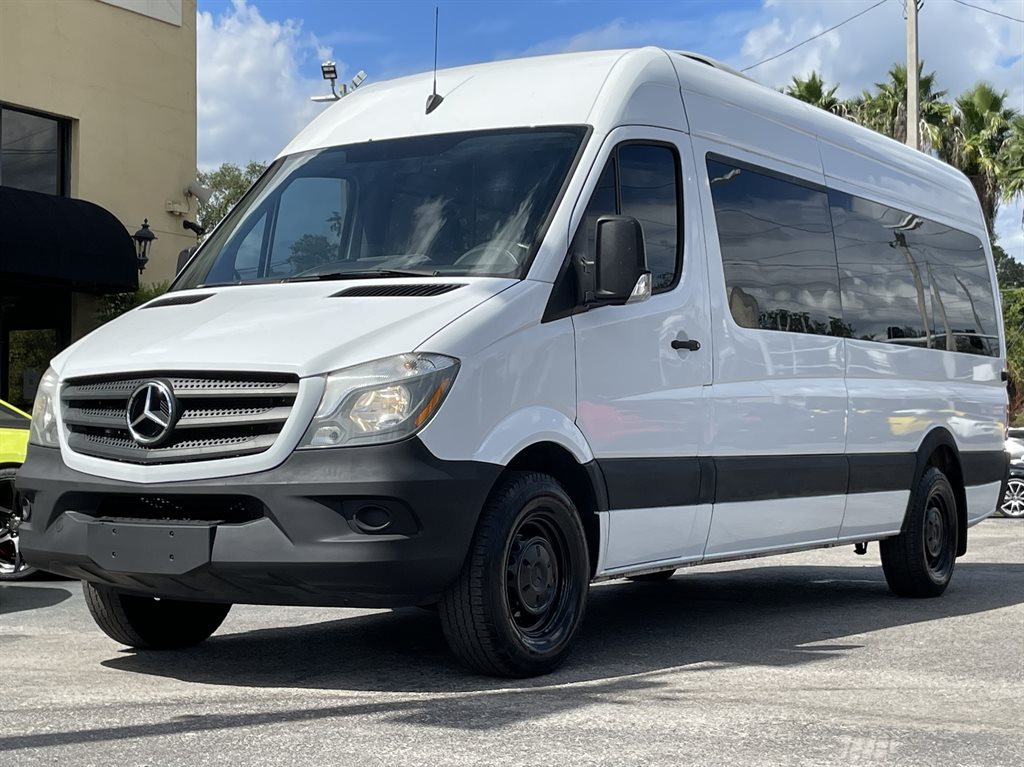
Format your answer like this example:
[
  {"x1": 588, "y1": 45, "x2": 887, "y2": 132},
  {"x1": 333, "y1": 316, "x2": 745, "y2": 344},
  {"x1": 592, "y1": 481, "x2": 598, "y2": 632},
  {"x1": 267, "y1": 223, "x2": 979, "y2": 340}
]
[{"x1": 16, "y1": 441, "x2": 500, "y2": 607}]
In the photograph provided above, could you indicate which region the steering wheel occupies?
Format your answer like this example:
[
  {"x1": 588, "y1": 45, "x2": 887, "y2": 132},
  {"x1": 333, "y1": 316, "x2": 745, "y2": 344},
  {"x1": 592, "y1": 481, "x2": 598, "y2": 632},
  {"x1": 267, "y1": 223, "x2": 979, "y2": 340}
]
[{"x1": 454, "y1": 241, "x2": 521, "y2": 271}]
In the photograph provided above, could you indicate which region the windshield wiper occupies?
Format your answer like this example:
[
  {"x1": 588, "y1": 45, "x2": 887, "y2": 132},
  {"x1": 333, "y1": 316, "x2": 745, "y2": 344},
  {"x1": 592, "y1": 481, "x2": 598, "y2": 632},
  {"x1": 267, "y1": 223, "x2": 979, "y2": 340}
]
[{"x1": 283, "y1": 269, "x2": 439, "y2": 283}]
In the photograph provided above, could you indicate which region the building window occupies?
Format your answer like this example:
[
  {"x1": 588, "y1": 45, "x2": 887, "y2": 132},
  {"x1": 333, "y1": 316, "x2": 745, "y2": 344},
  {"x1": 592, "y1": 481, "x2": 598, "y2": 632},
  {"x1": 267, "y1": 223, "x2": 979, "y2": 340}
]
[{"x1": 0, "y1": 105, "x2": 70, "y2": 196}]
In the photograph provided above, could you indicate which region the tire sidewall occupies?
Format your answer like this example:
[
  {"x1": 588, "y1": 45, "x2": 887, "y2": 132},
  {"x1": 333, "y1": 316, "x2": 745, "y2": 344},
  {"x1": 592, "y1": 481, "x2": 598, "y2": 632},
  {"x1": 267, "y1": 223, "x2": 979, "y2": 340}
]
[{"x1": 917, "y1": 469, "x2": 958, "y2": 587}]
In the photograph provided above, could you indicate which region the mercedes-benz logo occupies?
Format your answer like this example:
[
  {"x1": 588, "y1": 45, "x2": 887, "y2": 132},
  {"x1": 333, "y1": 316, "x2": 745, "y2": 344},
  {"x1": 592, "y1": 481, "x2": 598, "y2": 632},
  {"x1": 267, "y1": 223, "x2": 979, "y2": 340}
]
[{"x1": 126, "y1": 380, "x2": 179, "y2": 447}]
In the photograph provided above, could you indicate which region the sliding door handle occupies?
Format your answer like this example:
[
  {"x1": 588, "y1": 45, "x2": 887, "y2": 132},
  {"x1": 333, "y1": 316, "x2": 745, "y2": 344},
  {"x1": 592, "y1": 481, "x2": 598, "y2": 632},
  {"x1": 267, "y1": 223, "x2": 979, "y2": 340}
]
[{"x1": 671, "y1": 338, "x2": 701, "y2": 352}]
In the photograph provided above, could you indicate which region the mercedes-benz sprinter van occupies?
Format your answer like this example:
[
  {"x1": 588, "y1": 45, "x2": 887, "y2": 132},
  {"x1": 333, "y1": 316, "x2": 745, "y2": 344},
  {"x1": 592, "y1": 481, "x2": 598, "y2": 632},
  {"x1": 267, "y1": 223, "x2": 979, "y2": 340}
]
[{"x1": 17, "y1": 48, "x2": 1008, "y2": 677}]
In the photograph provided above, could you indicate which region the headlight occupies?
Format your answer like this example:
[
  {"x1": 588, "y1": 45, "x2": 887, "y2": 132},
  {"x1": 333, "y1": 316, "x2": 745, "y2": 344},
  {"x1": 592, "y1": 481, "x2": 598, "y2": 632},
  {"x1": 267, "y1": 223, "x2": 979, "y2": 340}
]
[
  {"x1": 299, "y1": 353, "x2": 459, "y2": 448},
  {"x1": 28, "y1": 367, "x2": 60, "y2": 448}
]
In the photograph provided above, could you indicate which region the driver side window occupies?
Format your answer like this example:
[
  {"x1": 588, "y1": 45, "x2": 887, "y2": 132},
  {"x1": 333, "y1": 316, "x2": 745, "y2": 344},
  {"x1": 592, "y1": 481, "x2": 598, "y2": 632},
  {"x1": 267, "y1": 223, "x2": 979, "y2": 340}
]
[{"x1": 569, "y1": 142, "x2": 682, "y2": 292}]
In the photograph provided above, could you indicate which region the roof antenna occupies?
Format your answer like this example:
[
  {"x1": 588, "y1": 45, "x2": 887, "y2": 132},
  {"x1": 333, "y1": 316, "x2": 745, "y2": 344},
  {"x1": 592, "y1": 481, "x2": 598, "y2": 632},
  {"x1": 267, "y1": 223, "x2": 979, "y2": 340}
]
[{"x1": 425, "y1": 6, "x2": 444, "y2": 114}]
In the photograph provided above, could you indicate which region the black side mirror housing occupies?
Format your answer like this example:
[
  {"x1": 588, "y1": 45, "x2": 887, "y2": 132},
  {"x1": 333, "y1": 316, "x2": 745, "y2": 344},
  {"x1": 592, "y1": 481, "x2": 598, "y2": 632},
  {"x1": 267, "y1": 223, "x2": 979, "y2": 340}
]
[{"x1": 578, "y1": 215, "x2": 650, "y2": 306}]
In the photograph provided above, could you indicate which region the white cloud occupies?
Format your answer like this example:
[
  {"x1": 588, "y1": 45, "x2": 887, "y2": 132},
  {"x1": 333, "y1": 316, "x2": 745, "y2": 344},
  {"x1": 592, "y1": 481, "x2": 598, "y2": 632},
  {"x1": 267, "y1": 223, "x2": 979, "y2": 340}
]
[{"x1": 196, "y1": 0, "x2": 337, "y2": 168}]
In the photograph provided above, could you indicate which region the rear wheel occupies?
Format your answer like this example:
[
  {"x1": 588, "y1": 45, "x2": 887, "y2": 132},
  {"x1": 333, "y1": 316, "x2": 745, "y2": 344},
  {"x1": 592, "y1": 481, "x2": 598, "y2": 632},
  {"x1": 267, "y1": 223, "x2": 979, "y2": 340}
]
[
  {"x1": 880, "y1": 467, "x2": 958, "y2": 598},
  {"x1": 1000, "y1": 477, "x2": 1024, "y2": 518},
  {"x1": 627, "y1": 569, "x2": 676, "y2": 582},
  {"x1": 0, "y1": 466, "x2": 37, "y2": 581},
  {"x1": 439, "y1": 472, "x2": 589, "y2": 677},
  {"x1": 83, "y1": 581, "x2": 231, "y2": 649}
]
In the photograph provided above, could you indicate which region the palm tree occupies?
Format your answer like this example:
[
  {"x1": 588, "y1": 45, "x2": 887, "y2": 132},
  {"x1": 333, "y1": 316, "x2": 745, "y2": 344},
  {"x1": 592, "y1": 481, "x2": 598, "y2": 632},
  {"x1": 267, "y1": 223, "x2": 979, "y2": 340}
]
[
  {"x1": 998, "y1": 115, "x2": 1024, "y2": 207},
  {"x1": 942, "y1": 83, "x2": 1019, "y2": 233},
  {"x1": 856, "y1": 62, "x2": 949, "y2": 151},
  {"x1": 784, "y1": 72, "x2": 846, "y2": 116}
]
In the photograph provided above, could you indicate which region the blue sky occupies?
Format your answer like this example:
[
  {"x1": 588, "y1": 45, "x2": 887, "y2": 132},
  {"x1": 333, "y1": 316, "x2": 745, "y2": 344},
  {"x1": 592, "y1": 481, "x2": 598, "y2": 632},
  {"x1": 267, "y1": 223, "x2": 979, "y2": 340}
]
[
  {"x1": 194, "y1": 0, "x2": 1024, "y2": 256},
  {"x1": 196, "y1": 0, "x2": 762, "y2": 80}
]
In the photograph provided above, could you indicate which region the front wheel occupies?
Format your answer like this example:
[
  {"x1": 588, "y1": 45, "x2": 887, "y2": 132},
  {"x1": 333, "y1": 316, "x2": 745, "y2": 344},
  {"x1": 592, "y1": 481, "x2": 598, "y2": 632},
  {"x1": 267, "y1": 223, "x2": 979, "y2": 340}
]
[
  {"x1": 439, "y1": 472, "x2": 590, "y2": 677},
  {"x1": 880, "y1": 467, "x2": 958, "y2": 598},
  {"x1": 1000, "y1": 477, "x2": 1024, "y2": 518},
  {"x1": 83, "y1": 581, "x2": 231, "y2": 649}
]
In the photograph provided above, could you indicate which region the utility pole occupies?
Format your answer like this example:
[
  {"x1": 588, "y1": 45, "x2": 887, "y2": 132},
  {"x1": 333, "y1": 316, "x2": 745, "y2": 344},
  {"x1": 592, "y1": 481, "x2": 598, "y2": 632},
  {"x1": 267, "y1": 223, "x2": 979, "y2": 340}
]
[{"x1": 905, "y1": 0, "x2": 921, "y2": 150}]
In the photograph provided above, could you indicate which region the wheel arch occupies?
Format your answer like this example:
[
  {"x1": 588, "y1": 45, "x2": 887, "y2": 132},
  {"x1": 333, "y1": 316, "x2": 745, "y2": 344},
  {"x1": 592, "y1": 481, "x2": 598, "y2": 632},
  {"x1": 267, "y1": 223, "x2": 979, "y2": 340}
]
[
  {"x1": 502, "y1": 441, "x2": 608, "y2": 577},
  {"x1": 910, "y1": 428, "x2": 968, "y2": 556}
]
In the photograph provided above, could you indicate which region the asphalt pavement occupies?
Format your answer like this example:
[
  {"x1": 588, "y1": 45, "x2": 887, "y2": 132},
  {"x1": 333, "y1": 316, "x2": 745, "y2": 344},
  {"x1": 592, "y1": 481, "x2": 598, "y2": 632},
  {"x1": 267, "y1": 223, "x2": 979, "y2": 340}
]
[{"x1": 2, "y1": 518, "x2": 1022, "y2": 766}]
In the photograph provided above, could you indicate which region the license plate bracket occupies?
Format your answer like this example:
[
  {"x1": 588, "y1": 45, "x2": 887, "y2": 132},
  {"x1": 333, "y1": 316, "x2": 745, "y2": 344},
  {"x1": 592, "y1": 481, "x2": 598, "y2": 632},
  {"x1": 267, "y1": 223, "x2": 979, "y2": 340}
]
[{"x1": 87, "y1": 520, "x2": 213, "y2": 575}]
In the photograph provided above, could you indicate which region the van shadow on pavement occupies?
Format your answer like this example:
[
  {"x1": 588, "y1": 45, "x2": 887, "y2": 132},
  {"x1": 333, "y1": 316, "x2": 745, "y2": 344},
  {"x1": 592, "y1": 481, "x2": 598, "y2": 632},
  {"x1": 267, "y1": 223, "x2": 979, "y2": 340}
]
[
  {"x1": 0, "y1": 583, "x2": 73, "y2": 615},
  {"x1": 0, "y1": 560, "x2": 1020, "y2": 751},
  {"x1": 101, "y1": 561, "x2": 1024, "y2": 696}
]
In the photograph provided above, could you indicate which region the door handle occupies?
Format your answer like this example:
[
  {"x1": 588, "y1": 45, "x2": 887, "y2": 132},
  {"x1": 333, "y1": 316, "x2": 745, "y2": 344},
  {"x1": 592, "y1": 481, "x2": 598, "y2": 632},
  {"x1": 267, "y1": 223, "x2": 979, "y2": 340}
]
[{"x1": 671, "y1": 338, "x2": 701, "y2": 352}]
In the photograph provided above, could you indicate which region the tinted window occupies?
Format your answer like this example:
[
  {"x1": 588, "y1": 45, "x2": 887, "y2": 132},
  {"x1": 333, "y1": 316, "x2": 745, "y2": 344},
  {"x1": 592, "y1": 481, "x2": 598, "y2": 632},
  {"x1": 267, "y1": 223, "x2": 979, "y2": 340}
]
[
  {"x1": 0, "y1": 107, "x2": 67, "y2": 196},
  {"x1": 619, "y1": 145, "x2": 680, "y2": 289},
  {"x1": 911, "y1": 219, "x2": 997, "y2": 356},
  {"x1": 567, "y1": 144, "x2": 681, "y2": 295},
  {"x1": 707, "y1": 159, "x2": 843, "y2": 335},
  {"x1": 830, "y1": 191, "x2": 933, "y2": 345}
]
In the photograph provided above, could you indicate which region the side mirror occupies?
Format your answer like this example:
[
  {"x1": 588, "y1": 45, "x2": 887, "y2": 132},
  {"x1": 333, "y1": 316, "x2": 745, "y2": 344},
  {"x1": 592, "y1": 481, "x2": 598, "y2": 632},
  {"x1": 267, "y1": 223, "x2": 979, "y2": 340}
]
[{"x1": 579, "y1": 215, "x2": 651, "y2": 306}]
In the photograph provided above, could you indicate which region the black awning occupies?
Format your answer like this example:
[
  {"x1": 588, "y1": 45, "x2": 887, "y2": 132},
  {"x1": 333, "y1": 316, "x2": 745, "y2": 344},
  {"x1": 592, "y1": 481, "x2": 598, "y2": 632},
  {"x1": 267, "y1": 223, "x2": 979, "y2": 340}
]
[{"x1": 0, "y1": 186, "x2": 138, "y2": 294}]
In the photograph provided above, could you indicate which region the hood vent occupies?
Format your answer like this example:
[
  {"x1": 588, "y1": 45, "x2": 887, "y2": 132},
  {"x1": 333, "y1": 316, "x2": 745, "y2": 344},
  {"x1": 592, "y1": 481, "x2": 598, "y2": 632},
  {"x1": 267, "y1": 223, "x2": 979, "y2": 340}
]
[
  {"x1": 143, "y1": 293, "x2": 215, "y2": 308},
  {"x1": 331, "y1": 284, "x2": 464, "y2": 298}
]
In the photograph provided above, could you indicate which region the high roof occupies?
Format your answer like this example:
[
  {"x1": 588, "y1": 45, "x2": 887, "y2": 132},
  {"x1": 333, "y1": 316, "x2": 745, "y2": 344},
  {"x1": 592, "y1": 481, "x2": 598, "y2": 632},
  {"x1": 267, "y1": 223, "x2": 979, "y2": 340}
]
[{"x1": 279, "y1": 46, "x2": 980, "y2": 234}]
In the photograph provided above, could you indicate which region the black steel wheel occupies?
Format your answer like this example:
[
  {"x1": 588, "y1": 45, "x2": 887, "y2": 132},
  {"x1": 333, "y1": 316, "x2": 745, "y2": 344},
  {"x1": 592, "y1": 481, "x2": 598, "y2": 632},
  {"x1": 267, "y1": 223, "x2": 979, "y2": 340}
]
[
  {"x1": 439, "y1": 472, "x2": 589, "y2": 677},
  {"x1": 880, "y1": 466, "x2": 958, "y2": 597},
  {"x1": 0, "y1": 466, "x2": 37, "y2": 581},
  {"x1": 1000, "y1": 477, "x2": 1024, "y2": 518}
]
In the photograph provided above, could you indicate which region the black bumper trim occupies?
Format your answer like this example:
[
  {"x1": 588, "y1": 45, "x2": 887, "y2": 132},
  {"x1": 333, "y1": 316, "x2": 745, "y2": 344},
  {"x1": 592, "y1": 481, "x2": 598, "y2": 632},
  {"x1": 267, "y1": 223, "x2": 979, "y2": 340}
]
[{"x1": 16, "y1": 440, "x2": 501, "y2": 607}]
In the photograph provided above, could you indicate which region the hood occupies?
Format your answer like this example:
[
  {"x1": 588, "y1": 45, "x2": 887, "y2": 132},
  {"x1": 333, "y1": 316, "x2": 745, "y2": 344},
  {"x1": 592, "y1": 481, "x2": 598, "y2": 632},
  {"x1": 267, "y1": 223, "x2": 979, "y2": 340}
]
[{"x1": 55, "y1": 278, "x2": 516, "y2": 380}]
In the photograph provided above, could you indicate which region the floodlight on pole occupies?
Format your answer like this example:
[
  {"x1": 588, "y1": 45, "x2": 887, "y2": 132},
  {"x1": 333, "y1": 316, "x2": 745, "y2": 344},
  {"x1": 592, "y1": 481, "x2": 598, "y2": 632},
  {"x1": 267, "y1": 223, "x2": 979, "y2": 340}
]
[{"x1": 311, "y1": 62, "x2": 366, "y2": 103}]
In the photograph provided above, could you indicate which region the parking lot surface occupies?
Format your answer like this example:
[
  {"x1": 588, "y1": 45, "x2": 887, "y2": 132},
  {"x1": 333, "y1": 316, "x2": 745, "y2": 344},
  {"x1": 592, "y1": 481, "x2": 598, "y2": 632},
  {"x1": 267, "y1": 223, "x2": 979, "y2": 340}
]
[{"x1": 2, "y1": 518, "x2": 1021, "y2": 767}]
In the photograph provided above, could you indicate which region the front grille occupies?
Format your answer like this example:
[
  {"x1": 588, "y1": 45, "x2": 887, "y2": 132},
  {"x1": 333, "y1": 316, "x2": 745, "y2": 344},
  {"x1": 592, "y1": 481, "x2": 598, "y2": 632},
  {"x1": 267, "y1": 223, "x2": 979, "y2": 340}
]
[{"x1": 62, "y1": 372, "x2": 299, "y2": 465}]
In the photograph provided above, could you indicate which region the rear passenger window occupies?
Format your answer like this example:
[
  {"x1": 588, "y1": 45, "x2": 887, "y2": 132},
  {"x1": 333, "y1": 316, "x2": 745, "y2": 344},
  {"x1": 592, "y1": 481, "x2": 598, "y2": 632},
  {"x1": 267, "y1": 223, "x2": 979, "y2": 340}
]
[
  {"x1": 914, "y1": 222, "x2": 998, "y2": 356},
  {"x1": 707, "y1": 158, "x2": 843, "y2": 335},
  {"x1": 830, "y1": 191, "x2": 934, "y2": 346}
]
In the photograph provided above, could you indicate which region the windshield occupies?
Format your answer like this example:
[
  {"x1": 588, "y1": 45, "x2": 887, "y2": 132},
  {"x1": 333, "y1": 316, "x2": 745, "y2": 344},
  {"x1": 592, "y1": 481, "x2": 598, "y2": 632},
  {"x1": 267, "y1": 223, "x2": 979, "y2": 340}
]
[{"x1": 175, "y1": 127, "x2": 586, "y2": 289}]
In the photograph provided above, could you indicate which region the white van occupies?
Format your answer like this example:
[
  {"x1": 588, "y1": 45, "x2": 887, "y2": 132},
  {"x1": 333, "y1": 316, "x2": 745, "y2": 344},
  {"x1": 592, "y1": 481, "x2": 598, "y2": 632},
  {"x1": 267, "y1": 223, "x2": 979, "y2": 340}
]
[{"x1": 17, "y1": 49, "x2": 1008, "y2": 677}]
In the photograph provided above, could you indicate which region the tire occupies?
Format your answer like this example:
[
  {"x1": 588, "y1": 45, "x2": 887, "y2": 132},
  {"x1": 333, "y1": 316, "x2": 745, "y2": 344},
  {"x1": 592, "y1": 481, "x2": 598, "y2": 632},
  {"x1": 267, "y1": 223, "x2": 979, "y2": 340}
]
[
  {"x1": 83, "y1": 581, "x2": 231, "y2": 649},
  {"x1": 0, "y1": 466, "x2": 37, "y2": 581},
  {"x1": 880, "y1": 466, "x2": 958, "y2": 598},
  {"x1": 627, "y1": 569, "x2": 676, "y2": 582},
  {"x1": 1000, "y1": 477, "x2": 1024, "y2": 518},
  {"x1": 439, "y1": 472, "x2": 590, "y2": 677}
]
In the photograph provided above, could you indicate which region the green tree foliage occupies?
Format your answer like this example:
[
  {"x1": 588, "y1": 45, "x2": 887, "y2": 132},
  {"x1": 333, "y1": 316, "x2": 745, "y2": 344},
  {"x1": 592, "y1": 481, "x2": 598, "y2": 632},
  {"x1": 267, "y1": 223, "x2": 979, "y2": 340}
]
[
  {"x1": 941, "y1": 83, "x2": 1019, "y2": 234},
  {"x1": 993, "y1": 241, "x2": 1024, "y2": 289},
  {"x1": 196, "y1": 161, "x2": 268, "y2": 234},
  {"x1": 1001, "y1": 288, "x2": 1024, "y2": 421},
  {"x1": 97, "y1": 281, "x2": 171, "y2": 325},
  {"x1": 784, "y1": 72, "x2": 846, "y2": 115},
  {"x1": 855, "y1": 63, "x2": 950, "y2": 151}
]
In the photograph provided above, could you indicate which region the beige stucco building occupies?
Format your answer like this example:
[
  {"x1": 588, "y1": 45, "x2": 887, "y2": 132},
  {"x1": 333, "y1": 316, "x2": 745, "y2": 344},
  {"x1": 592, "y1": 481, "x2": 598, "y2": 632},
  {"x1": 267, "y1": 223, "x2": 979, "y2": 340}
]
[{"x1": 0, "y1": 0, "x2": 197, "y2": 408}]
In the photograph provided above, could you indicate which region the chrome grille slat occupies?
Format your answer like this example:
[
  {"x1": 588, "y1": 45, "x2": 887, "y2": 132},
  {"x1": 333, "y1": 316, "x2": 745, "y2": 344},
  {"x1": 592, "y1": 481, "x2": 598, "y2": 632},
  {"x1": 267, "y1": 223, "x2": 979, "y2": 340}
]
[{"x1": 62, "y1": 372, "x2": 298, "y2": 465}]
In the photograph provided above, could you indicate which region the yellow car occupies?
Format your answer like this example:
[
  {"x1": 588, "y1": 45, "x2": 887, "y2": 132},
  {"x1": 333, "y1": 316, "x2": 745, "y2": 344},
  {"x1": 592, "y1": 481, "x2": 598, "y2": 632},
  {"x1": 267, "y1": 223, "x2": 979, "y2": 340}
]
[{"x1": 1, "y1": 399, "x2": 32, "y2": 580}]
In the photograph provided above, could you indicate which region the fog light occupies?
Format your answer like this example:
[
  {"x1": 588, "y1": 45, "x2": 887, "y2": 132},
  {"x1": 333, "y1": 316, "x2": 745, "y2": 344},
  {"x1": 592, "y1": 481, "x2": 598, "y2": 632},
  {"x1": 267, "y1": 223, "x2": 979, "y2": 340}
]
[
  {"x1": 352, "y1": 504, "x2": 391, "y2": 532},
  {"x1": 19, "y1": 495, "x2": 32, "y2": 522}
]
